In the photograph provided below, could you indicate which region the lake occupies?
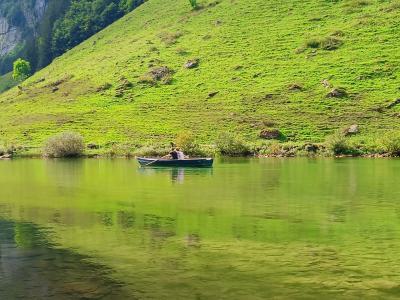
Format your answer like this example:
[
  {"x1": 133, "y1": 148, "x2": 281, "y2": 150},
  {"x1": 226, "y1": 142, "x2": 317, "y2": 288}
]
[{"x1": 0, "y1": 158, "x2": 400, "y2": 299}]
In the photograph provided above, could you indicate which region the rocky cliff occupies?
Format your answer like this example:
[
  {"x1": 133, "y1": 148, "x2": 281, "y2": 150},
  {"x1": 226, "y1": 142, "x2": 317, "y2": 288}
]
[{"x1": 0, "y1": 0, "x2": 47, "y2": 57}]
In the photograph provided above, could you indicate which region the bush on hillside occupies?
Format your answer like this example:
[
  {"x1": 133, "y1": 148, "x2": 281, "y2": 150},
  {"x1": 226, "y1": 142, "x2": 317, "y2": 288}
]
[
  {"x1": 0, "y1": 141, "x2": 17, "y2": 157},
  {"x1": 215, "y1": 132, "x2": 250, "y2": 156},
  {"x1": 134, "y1": 145, "x2": 170, "y2": 157},
  {"x1": 325, "y1": 130, "x2": 351, "y2": 155},
  {"x1": 43, "y1": 132, "x2": 84, "y2": 158},
  {"x1": 305, "y1": 36, "x2": 343, "y2": 51},
  {"x1": 105, "y1": 143, "x2": 135, "y2": 157},
  {"x1": 139, "y1": 66, "x2": 174, "y2": 85},
  {"x1": 380, "y1": 131, "x2": 400, "y2": 156},
  {"x1": 176, "y1": 131, "x2": 204, "y2": 156}
]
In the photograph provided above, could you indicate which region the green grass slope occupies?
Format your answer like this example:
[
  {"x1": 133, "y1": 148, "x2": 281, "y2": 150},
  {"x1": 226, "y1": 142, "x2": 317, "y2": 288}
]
[{"x1": 0, "y1": 0, "x2": 400, "y2": 150}]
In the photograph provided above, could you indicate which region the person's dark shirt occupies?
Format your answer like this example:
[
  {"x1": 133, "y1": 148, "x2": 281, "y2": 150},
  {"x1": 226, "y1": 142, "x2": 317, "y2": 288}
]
[{"x1": 170, "y1": 150, "x2": 178, "y2": 159}]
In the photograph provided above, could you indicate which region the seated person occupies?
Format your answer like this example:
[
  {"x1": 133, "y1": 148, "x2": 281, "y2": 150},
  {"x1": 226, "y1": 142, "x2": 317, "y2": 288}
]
[
  {"x1": 176, "y1": 148, "x2": 185, "y2": 160},
  {"x1": 169, "y1": 148, "x2": 178, "y2": 159}
]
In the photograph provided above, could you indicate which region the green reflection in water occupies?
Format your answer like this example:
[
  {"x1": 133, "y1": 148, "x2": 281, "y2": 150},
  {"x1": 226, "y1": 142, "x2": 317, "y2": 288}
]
[
  {"x1": 0, "y1": 158, "x2": 400, "y2": 299},
  {"x1": 0, "y1": 220, "x2": 129, "y2": 299}
]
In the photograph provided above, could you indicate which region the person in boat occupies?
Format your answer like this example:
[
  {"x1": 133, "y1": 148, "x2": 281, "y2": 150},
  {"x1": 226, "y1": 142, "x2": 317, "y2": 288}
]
[
  {"x1": 176, "y1": 148, "x2": 185, "y2": 160},
  {"x1": 169, "y1": 148, "x2": 179, "y2": 160}
]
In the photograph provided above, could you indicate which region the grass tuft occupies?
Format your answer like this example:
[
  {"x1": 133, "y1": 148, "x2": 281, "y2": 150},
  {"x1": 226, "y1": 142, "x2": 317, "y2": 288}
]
[{"x1": 303, "y1": 35, "x2": 343, "y2": 52}]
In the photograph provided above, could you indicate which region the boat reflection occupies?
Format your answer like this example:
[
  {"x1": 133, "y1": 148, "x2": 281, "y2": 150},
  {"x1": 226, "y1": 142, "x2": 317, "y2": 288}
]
[
  {"x1": 171, "y1": 168, "x2": 185, "y2": 184},
  {"x1": 137, "y1": 167, "x2": 213, "y2": 184}
]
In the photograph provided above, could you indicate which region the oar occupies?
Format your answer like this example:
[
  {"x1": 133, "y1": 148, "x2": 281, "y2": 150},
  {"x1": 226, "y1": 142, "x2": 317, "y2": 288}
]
[
  {"x1": 143, "y1": 159, "x2": 159, "y2": 167},
  {"x1": 143, "y1": 154, "x2": 169, "y2": 167}
]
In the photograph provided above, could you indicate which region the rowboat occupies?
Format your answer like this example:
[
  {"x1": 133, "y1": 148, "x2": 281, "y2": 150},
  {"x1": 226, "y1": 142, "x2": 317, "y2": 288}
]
[{"x1": 137, "y1": 157, "x2": 213, "y2": 167}]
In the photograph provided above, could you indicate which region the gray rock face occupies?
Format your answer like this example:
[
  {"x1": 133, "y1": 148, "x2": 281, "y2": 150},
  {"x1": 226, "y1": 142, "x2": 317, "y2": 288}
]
[
  {"x1": 0, "y1": 17, "x2": 21, "y2": 56},
  {"x1": 0, "y1": 0, "x2": 47, "y2": 56}
]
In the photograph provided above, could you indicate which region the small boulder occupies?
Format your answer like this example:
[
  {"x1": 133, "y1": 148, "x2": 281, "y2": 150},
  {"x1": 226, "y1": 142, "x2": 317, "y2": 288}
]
[
  {"x1": 52, "y1": 87, "x2": 59, "y2": 93},
  {"x1": 327, "y1": 88, "x2": 347, "y2": 98},
  {"x1": 260, "y1": 129, "x2": 282, "y2": 140},
  {"x1": 184, "y1": 59, "x2": 199, "y2": 69},
  {"x1": 0, "y1": 154, "x2": 12, "y2": 160},
  {"x1": 344, "y1": 124, "x2": 359, "y2": 136}
]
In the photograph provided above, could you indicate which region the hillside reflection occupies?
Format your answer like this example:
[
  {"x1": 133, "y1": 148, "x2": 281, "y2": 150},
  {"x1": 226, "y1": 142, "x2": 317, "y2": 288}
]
[{"x1": 0, "y1": 220, "x2": 128, "y2": 300}]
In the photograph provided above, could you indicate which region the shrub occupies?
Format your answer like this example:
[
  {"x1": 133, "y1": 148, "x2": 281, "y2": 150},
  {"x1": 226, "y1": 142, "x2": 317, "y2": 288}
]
[
  {"x1": 215, "y1": 132, "x2": 250, "y2": 156},
  {"x1": 380, "y1": 131, "x2": 400, "y2": 156},
  {"x1": 320, "y1": 36, "x2": 343, "y2": 50},
  {"x1": 105, "y1": 143, "x2": 135, "y2": 158},
  {"x1": 159, "y1": 32, "x2": 183, "y2": 46},
  {"x1": 0, "y1": 141, "x2": 17, "y2": 156},
  {"x1": 138, "y1": 74, "x2": 156, "y2": 85},
  {"x1": 134, "y1": 145, "x2": 170, "y2": 157},
  {"x1": 265, "y1": 141, "x2": 283, "y2": 156},
  {"x1": 304, "y1": 36, "x2": 343, "y2": 51},
  {"x1": 306, "y1": 38, "x2": 321, "y2": 49},
  {"x1": 325, "y1": 131, "x2": 350, "y2": 155},
  {"x1": 43, "y1": 132, "x2": 84, "y2": 158},
  {"x1": 175, "y1": 131, "x2": 203, "y2": 156},
  {"x1": 139, "y1": 66, "x2": 174, "y2": 85}
]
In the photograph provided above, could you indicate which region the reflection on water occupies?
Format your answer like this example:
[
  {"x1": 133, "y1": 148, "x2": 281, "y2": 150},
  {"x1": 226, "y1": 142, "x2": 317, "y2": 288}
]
[
  {"x1": 0, "y1": 220, "x2": 127, "y2": 300},
  {"x1": 171, "y1": 168, "x2": 185, "y2": 183},
  {"x1": 0, "y1": 158, "x2": 400, "y2": 299},
  {"x1": 138, "y1": 166, "x2": 213, "y2": 184}
]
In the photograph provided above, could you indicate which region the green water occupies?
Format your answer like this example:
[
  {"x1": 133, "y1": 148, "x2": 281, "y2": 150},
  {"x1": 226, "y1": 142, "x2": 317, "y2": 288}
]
[{"x1": 0, "y1": 158, "x2": 400, "y2": 299}]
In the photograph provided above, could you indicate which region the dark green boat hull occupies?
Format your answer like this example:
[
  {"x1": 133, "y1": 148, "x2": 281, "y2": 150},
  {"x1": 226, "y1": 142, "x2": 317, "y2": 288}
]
[{"x1": 137, "y1": 157, "x2": 213, "y2": 168}]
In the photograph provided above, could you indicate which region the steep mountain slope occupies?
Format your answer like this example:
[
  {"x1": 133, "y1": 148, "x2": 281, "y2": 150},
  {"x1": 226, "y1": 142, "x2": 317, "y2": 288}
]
[
  {"x1": 0, "y1": 0, "x2": 143, "y2": 76},
  {"x1": 1, "y1": 0, "x2": 400, "y2": 149}
]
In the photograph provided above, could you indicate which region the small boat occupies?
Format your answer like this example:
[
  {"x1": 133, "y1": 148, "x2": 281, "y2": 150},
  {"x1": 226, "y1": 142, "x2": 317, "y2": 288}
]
[{"x1": 137, "y1": 157, "x2": 213, "y2": 168}]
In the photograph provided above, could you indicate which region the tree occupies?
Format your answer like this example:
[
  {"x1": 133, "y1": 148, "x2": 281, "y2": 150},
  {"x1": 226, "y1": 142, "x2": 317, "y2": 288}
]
[{"x1": 12, "y1": 58, "x2": 31, "y2": 81}]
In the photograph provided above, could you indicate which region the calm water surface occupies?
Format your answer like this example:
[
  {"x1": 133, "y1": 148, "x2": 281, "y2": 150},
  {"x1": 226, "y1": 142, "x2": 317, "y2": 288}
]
[{"x1": 0, "y1": 158, "x2": 400, "y2": 299}]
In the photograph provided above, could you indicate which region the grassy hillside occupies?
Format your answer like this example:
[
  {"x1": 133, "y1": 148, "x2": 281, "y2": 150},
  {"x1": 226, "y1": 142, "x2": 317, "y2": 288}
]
[{"x1": 0, "y1": 0, "x2": 400, "y2": 152}]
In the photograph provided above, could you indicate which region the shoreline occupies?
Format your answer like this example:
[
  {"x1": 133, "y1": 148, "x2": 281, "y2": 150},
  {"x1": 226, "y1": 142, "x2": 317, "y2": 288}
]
[
  {"x1": 1, "y1": 152, "x2": 399, "y2": 160},
  {"x1": 2, "y1": 137, "x2": 400, "y2": 160}
]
